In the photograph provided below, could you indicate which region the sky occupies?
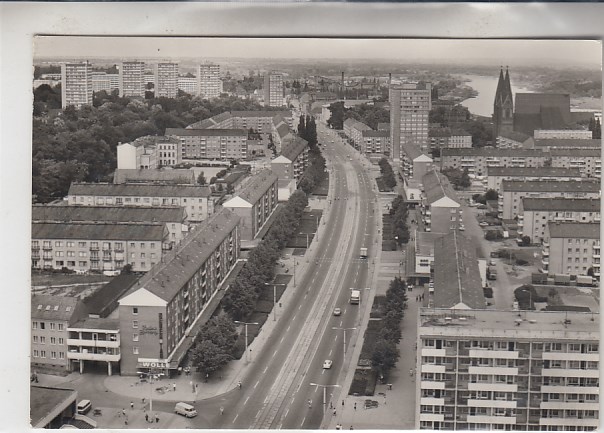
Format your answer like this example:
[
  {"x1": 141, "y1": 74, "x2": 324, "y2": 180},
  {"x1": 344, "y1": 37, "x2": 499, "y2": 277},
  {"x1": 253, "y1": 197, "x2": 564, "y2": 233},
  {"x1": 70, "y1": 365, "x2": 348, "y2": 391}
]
[{"x1": 34, "y1": 37, "x2": 601, "y2": 67}]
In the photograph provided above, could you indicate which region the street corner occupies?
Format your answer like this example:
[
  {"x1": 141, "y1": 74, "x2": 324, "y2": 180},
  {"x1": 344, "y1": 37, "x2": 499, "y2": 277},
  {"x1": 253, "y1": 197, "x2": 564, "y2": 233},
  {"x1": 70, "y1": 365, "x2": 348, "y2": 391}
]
[{"x1": 93, "y1": 406, "x2": 203, "y2": 429}]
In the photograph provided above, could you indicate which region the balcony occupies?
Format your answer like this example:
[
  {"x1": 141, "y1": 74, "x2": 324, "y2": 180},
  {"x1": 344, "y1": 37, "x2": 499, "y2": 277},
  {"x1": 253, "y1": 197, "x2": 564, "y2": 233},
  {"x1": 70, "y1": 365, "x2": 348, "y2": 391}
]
[
  {"x1": 42, "y1": 245, "x2": 52, "y2": 251},
  {"x1": 67, "y1": 338, "x2": 120, "y2": 348},
  {"x1": 90, "y1": 246, "x2": 99, "y2": 251},
  {"x1": 67, "y1": 349, "x2": 120, "y2": 362}
]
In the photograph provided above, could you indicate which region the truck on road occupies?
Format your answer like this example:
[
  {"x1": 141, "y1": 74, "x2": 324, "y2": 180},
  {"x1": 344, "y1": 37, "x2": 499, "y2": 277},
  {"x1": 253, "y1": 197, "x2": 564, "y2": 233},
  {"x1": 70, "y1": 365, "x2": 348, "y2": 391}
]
[
  {"x1": 360, "y1": 247, "x2": 368, "y2": 259},
  {"x1": 487, "y1": 266, "x2": 497, "y2": 281},
  {"x1": 350, "y1": 289, "x2": 361, "y2": 304}
]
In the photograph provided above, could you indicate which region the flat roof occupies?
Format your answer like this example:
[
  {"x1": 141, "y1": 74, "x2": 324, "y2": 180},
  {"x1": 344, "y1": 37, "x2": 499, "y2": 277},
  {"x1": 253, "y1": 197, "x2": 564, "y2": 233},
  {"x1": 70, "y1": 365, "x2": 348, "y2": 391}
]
[
  {"x1": 547, "y1": 222, "x2": 600, "y2": 239},
  {"x1": 419, "y1": 308, "x2": 599, "y2": 341},
  {"x1": 70, "y1": 317, "x2": 120, "y2": 331},
  {"x1": 522, "y1": 197, "x2": 601, "y2": 212},
  {"x1": 165, "y1": 128, "x2": 247, "y2": 137},
  {"x1": 535, "y1": 138, "x2": 601, "y2": 148},
  {"x1": 31, "y1": 385, "x2": 77, "y2": 428},
  {"x1": 501, "y1": 179, "x2": 600, "y2": 193},
  {"x1": 550, "y1": 148, "x2": 601, "y2": 157}
]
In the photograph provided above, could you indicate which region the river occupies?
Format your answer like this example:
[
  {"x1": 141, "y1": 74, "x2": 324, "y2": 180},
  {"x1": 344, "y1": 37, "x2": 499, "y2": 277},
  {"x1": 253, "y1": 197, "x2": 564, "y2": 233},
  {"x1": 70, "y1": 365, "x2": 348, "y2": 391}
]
[{"x1": 459, "y1": 74, "x2": 533, "y2": 118}]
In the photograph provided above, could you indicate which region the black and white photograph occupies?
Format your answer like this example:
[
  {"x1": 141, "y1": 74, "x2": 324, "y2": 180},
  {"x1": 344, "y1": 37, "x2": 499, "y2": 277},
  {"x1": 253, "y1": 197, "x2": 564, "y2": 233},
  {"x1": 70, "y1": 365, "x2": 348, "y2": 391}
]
[{"x1": 1, "y1": 4, "x2": 603, "y2": 432}]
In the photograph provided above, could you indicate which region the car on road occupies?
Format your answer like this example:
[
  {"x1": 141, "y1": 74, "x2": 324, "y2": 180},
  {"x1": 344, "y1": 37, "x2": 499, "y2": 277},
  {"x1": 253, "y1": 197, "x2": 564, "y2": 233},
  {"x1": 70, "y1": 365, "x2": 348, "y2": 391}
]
[
  {"x1": 323, "y1": 360, "x2": 333, "y2": 369},
  {"x1": 479, "y1": 221, "x2": 489, "y2": 227},
  {"x1": 333, "y1": 307, "x2": 342, "y2": 316},
  {"x1": 489, "y1": 259, "x2": 496, "y2": 266},
  {"x1": 77, "y1": 400, "x2": 92, "y2": 415},
  {"x1": 477, "y1": 204, "x2": 488, "y2": 210},
  {"x1": 175, "y1": 402, "x2": 198, "y2": 418}
]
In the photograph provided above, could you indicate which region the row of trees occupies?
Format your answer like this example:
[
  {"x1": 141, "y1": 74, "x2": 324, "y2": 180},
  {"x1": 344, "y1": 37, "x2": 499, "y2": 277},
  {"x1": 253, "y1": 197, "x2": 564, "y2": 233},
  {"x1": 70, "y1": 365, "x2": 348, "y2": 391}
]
[
  {"x1": 390, "y1": 195, "x2": 410, "y2": 246},
  {"x1": 371, "y1": 277, "x2": 407, "y2": 376},
  {"x1": 326, "y1": 101, "x2": 389, "y2": 131},
  {"x1": 298, "y1": 115, "x2": 318, "y2": 147},
  {"x1": 588, "y1": 117, "x2": 601, "y2": 139},
  {"x1": 377, "y1": 158, "x2": 396, "y2": 190}
]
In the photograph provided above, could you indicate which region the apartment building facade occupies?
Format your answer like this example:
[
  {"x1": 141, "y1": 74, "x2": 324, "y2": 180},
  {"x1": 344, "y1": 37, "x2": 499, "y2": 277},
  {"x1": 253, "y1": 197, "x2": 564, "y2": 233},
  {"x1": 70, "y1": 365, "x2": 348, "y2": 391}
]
[
  {"x1": 534, "y1": 130, "x2": 593, "y2": 140},
  {"x1": 518, "y1": 198, "x2": 601, "y2": 244},
  {"x1": 222, "y1": 169, "x2": 279, "y2": 241},
  {"x1": 542, "y1": 222, "x2": 600, "y2": 281},
  {"x1": 403, "y1": 145, "x2": 433, "y2": 183},
  {"x1": 416, "y1": 308, "x2": 599, "y2": 431},
  {"x1": 343, "y1": 118, "x2": 371, "y2": 150},
  {"x1": 154, "y1": 62, "x2": 179, "y2": 98},
  {"x1": 197, "y1": 63, "x2": 221, "y2": 99},
  {"x1": 550, "y1": 148, "x2": 601, "y2": 179},
  {"x1": 165, "y1": 128, "x2": 248, "y2": 161},
  {"x1": 118, "y1": 208, "x2": 240, "y2": 375},
  {"x1": 534, "y1": 139, "x2": 601, "y2": 152},
  {"x1": 67, "y1": 183, "x2": 214, "y2": 223},
  {"x1": 499, "y1": 180, "x2": 601, "y2": 220},
  {"x1": 271, "y1": 137, "x2": 309, "y2": 201},
  {"x1": 421, "y1": 170, "x2": 462, "y2": 235},
  {"x1": 31, "y1": 295, "x2": 88, "y2": 374},
  {"x1": 264, "y1": 72, "x2": 284, "y2": 107},
  {"x1": 91, "y1": 72, "x2": 119, "y2": 93},
  {"x1": 67, "y1": 318, "x2": 121, "y2": 375},
  {"x1": 31, "y1": 222, "x2": 169, "y2": 273},
  {"x1": 448, "y1": 130, "x2": 473, "y2": 149},
  {"x1": 362, "y1": 130, "x2": 390, "y2": 156},
  {"x1": 119, "y1": 61, "x2": 146, "y2": 98},
  {"x1": 440, "y1": 148, "x2": 549, "y2": 177},
  {"x1": 496, "y1": 131, "x2": 535, "y2": 149},
  {"x1": 389, "y1": 81, "x2": 432, "y2": 162},
  {"x1": 486, "y1": 167, "x2": 583, "y2": 192},
  {"x1": 178, "y1": 76, "x2": 197, "y2": 95},
  {"x1": 61, "y1": 62, "x2": 93, "y2": 109}
]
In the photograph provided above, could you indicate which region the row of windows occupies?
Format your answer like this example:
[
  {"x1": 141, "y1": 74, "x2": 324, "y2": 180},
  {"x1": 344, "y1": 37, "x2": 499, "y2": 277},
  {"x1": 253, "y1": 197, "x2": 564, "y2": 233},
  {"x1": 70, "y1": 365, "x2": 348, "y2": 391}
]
[
  {"x1": 32, "y1": 350, "x2": 65, "y2": 359},
  {"x1": 33, "y1": 336, "x2": 65, "y2": 345},
  {"x1": 32, "y1": 322, "x2": 64, "y2": 330},
  {"x1": 73, "y1": 196, "x2": 205, "y2": 204},
  {"x1": 35, "y1": 241, "x2": 159, "y2": 249}
]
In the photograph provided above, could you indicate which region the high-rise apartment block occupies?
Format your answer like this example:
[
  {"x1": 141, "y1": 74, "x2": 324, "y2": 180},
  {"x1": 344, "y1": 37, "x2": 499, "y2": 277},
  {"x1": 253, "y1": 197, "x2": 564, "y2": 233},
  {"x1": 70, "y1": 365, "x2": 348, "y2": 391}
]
[
  {"x1": 389, "y1": 81, "x2": 431, "y2": 163},
  {"x1": 119, "y1": 61, "x2": 146, "y2": 98},
  {"x1": 61, "y1": 62, "x2": 93, "y2": 109},
  {"x1": 197, "y1": 63, "x2": 221, "y2": 99},
  {"x1": 154, "y1": 62, "x2": 179, "y2": 98},
  {"x1": 264, "y1": 72, "x2": 284, "y2": 107},
  {"x1": 416, "y1": 308, "x2": 599, "y2": 431}
]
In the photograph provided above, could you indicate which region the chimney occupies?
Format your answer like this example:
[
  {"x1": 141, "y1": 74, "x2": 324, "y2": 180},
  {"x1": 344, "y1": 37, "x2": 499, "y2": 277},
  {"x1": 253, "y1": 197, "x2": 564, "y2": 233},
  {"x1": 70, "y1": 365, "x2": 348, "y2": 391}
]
[{"x1": 388, "y1": 73, "x2": 392, "y2": 85}]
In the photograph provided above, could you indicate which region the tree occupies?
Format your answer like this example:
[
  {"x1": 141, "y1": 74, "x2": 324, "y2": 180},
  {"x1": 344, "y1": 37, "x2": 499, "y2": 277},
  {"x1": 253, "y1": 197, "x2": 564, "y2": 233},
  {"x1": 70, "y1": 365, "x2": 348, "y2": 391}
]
[
  {"x1": 327, "y1": 101, "x2": 345, "y2": 130},
  {"x1": 593, "y1": 119, "x2": 601, "y2": 139},
  {"x1": 371, "y1": 338, "x2": 400, "y2": 372},
  {"x1": 484, "y1": 189, "x2": 498, "y2": 201},
  {"x1": 197, "y1": 171, "x2": 207, "y2": 185},
  {"x1": 298, "y1": 114, "x2": 306, "y2": 138},
  {"x1": 190, "y1": 340, "x2": 232, "y2": 375},
  {"x1": 120, "y1": 263, "x2": 133, "y2": 274}
]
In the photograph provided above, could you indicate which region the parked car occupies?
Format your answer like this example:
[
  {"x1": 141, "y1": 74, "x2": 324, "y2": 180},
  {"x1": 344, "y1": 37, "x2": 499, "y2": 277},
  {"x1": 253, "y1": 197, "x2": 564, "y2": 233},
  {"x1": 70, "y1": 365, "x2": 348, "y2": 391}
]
[
  {"x1": 479, "y1": 222, "x2": 489, "y2": 227},
  {"x1": 323, "y1": 360, "x2": 333, "y2": 369}
]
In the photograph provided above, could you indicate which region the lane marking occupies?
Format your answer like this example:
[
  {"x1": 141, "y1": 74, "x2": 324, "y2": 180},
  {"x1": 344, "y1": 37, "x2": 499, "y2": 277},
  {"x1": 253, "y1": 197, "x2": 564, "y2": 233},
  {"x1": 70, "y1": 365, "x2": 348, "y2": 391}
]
[
  {"x1": 321, "y1": 369, "x2": 325, "y2": 375},
  {"x1": 285, "y1": 408, "x2": 290, "y2": 419},
  {"x1": 280, "y1": 336, "x2": 285, "y2": 344},
  {"x1": 301, "y1": 417, "x2": 306, "y2": 426},
  {"x1": 272, "y1": 350, "x2": 278, "y2": 358},
  {"x1": 244, "y1": 396, "x2": 250, "y2": 405},
  {"x1": 329, "y1": 349, "x2": 333, "y2": 356},
  {"x1": 264, "y1": 366, "x2": 268, "y2": 374},
  {"x1": 233, "y1": 414, "x2": 239, "y2": 423},
  {"x1": 254, "y1": 380, "x2": 259, "y2": 389},
  {"x1": 339, "y1": 320, "x2": 343, "y2": 326}
]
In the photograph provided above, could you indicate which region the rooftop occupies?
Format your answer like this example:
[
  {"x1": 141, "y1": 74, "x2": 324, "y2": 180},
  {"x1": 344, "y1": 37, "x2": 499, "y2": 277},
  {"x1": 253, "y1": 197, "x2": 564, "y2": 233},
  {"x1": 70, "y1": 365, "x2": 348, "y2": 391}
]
[
  {"x1": 501, "y1": 179, "x2": 601, "y2": 193},
  {"x1": 450, "y1": 129, "x2": 472, "y2": 137},
  {"x1": 165, "y1": 128, "x2": 247, "y2": 137},
  {"x1": 31, "y1": 295, "x2": 82, "y2": 322},
  {"x1": 70, "y1": 317, "x2": 120, "y2": 331},
  {"x1": 231, "y1": 110, "x2": 291, "y2": 118},
  {"x1": 377, "y1": 122, "x2": 390, "y2": 130},
  {"x1": 131, "y1": 208, "x2": 239, "y2": 302},
  {"x1": 534, "y1": 138, "x2": 601, "y2": 148},
  {"x1": 416, "y1": 231, "x2": 445, "y2": 257},
  {"x1": 423, "y1": 170, "x2": 460, "y2": 206},
  {"x1": 404, "y1": 144, "x2": 430, "y2": 161},
  {"x1": 499, "y1": 130, "x2": 532, "y2": 142},
  {"x1": 227, "y1": 169, "x2": 278, "y2": 205},
  {"x1": 547, "y1": 222, "x2": 600, "y2": 239},
  {"x1": 487, "y1": 166, "x2": 582, "y2": 178},
  {"x1": 32, "y1": 204, "x2": 187, "y2": 224},
  {"x1": 32, "y1": 222, "x2": 166, "y2": 241},
  {"x1": 550, "y1": 148, "x2": 601, "y2": 157},
  {"x1": 521, "y1": 197, "x2": 601, "y2": 212},
  {"x1": 82, "y1": 273, "x2": 140, "y2": 318},
  {"x1": 362, "y1": 130, "x2": 389, "y2": 138},
  {"x1": 419, "y1": 308, "x2": 599, "y2": 341},
  {"x1": 433, "y1": 231, "x2": 486, "y2": 310},
  {"x1": 113, "y1": 169, "x2": 196, "y2": 185},
  {"x1": 429, "y1": 127, "x2": 451, "y2": 138},
  {"x1": 30, "y1": 385, "x2": 77, "y2": 428},
  {"x1": 442, "y1": 148, "x2": 546, "y2": 157},
  {"x1": 68, "y1": 182, "x2": 212, "y2": 198},
  {"x1": 280, "y1": 136, "x2": 308, "y2": 161}
]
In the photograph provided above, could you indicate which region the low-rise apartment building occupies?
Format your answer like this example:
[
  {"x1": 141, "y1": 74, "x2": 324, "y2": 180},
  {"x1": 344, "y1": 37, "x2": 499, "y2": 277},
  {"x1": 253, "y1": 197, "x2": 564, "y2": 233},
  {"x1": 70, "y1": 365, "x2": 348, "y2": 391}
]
[
  {"x1": 222, "y1": 169, "x2": 279, "y2": 241},
  {"x1": 32, "y1": 204, "x2": 189, "y2": 247},
  {"x1": 416, "y1": 308, "x2": 600, "y2": 431},
  {"x1": 534, "y1": 138, "x2": 601, "y2": 152},
  {"x1": 31, "y1": 295, "x2": 88, "y2": 374},
  {"x1": 402, "y1": 145, "x2": 433, "y2": 183},
  {"x1": 271, "y1": 137, "x2": 309, "y2": 201},
  {"x1": 496, "y1": 131, "x2": 534, "y2": 149},
  {"x1": 113, "y1": 169, "x2": 196, "y2": 185},
  {"x1": 499, "y1": 180, "x2": 601, "y2": 220},
  {"x1": 32, "y1": 222, "x2": 169, "y2": 273},
  {"x1": 343, "y1": 118, "x2": 371, "y2": 150},
  {"x1": 67, "y1": 318, "x2": 120, "y2": 375},
  {"x1": 361, "y1": 130, "x2": 390, "y2": 156},
  {"x1": 549, "y1": 148, "x2": 601, "y2": 178},
  {"x1": 518, "y1": 198, "x2": 601, "y2": 244},
  {"x1": 67, "y1": 183, "x2": 214, "y2": 223},
  {"x1": 441, "y1": 148, "x2": 549, "y2": 177},
  {"x1": 421, "y1": 170, "x2": 463, "y2": 235},
  {"x1": 165, "y1": 128, "x2": 248, "y2": 161},
  {"x1": 534, "y1": 130, "x2": 594, "y2": 140},
  {"x1": 272, "y1": 115, "x2": 296, "y2": 153},
  {"x1": 117, "y1": 136, "x2": 180, "y2": 169},
  {"x1": 542, "y1": 222, "x2": 600, "y2": 281},
  {"x1": 118, "y1": 208, "x2": 240, "y2": 375},
  {"x1": 448, "y1": 130, "x2": 473, "y2": 149},
  {"x1": 486, "y1": 167, "x2": 583, "y2": 192}
]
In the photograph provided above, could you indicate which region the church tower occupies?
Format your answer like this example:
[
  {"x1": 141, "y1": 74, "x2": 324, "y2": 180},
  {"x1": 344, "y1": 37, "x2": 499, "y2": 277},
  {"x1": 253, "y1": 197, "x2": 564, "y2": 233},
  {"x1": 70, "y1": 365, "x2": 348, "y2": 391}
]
[{"x1": 493, "y1": 66, "x2": 514, "y2": 140}]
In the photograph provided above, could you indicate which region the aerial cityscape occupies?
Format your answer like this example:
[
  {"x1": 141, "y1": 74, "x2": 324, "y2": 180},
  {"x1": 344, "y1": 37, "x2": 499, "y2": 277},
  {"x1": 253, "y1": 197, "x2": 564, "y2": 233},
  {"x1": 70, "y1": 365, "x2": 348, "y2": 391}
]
[{"x1": 30, "y1": 37, "x2": 601, "y2": 430}]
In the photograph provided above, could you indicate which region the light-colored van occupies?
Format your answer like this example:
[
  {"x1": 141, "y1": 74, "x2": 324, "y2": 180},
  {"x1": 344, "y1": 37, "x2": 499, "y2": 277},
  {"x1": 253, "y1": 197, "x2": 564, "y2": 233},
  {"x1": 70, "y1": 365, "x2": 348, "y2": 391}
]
[
  {"x1": 76, "y1": 400, "x2": 92, "y2": 415},
  {"x1": 174, "y1": 402, "x2": 198, "y2": 418}
]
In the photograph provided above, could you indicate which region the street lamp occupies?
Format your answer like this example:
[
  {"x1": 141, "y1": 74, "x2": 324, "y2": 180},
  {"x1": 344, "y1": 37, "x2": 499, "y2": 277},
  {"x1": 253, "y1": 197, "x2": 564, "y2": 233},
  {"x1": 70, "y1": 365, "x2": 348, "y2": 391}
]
[
  {"x1": 264, "y1": 282, "x2": 286, "y2": 321},
  {"x1": 309, "y1": 383, "x2": 341, "y2": 414},
  {"x1": 234, "y1": 321, "x2": 259, "y2": 362},
  {"x1": 332, "y1": 327, "x2": 357, "y2": 358}
]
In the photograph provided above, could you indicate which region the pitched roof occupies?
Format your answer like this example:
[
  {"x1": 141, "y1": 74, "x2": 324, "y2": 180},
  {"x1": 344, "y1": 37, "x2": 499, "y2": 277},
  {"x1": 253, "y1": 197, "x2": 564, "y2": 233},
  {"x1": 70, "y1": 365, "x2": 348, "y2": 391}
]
[
  {"x1": 499, "y1": 130, "x2": 531, "y2": 142},
  {"x1": 186, "y1": 118, "x2": 218, "y2": 129},
  {"x1": 442, "y1": 148, "x2": 546, "y2": 157},
  {"x1": 70, "y1": 317, "x2": 120, "y2": 331},
  {"x1": 31, "y1": 295, "x2": 82, "y2": 322},
  {"x1": 487, "y1": 166, "x2": 582, "y2": 178},
  {"x1": 501, "y1": 180, "x2": 600, "y2": 193},
  {"x1": 227, "y1": 169, "x2": 277, "y2": 206},
  {"x1": 32, "y1": 222, "x2": 166, "y2": 241},
  {"x1": 281, "y1": 136, "x2": 308, "y2": 161},
  {"x1": 423, "y1": 170, "x2": 460, "y2": 206},
  {"x1": 450, "y1": 129, "x2": 472, "y2": 137},
  {"x1": 165, "y1": 128, "x2": 247, "y2": 137},
  {"x1": 31, "y1": 386, "x2": 77, "y2": 428},
  {"x1": 521, "y1": 197, "x2": 601, "y2": 212},
  {"x1": 230, "y1": 110, "x2": 291, "y2": 118},
  {"x1": 404, "y1": 144, "x2": 431, "y2": 161},
  {"x1": 550, "y1": 148, "x2": 601, "y2": 157},
  {"x1": 433, "y1": 231, "x2": 486, "y2": 310},
  {"x1": 275, "y1": 123, "x2": 292, "y2": 140},
  {"x1": 429, "y1": 127, "x2": 451, "y2": 138},
  {"x1": 362, "y1": 130, "x2": 389, "y2": 138},
  {"x1": 68, "y1": 182, "x2": 212, "y2": 198},
  {"x1": 534, "y1": 139, "x2": 601, "y2": 149},
  {"x1": 82, "y1": 273, "x2": 140, "y2": 318},
  {"x1": 377, "y1": 122, "x2": 390, "y2": 131},
  {"x1": 113, "y1": 169, "x2": 196, "y2": 185},
  {"x1": 547, "y1": 222, "x2": 600, "y2": 239},
  {"x1": 33, "y1": 204, "x2": 187, "y2": 224},
  {"x1": 130, "y1": 208, "x2": 240, "y2": 302}
]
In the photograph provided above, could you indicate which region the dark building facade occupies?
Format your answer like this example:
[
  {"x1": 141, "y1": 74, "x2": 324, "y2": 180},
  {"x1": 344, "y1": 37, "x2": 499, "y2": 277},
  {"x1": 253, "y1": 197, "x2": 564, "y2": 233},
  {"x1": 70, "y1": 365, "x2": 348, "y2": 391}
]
[{"x1": 492, "y1": 67, "x2": 514, "y2": 140}]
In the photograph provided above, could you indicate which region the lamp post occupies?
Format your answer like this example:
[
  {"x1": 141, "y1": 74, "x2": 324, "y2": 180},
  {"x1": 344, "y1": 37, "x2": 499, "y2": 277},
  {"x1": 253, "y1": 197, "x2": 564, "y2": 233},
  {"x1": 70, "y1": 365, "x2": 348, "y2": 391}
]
[
  {"x1": 234, "y1": 321, "x2": 259, "y2": 362},
  {"x1": 264, "y1": 282, "x2": 286, "y2": 321},
  {"x1": 309, "y1": 383, "x2": 340, "y2": 414},
  {"x1": 332, "y1": 327, "x2": 357, "y2": 358}
]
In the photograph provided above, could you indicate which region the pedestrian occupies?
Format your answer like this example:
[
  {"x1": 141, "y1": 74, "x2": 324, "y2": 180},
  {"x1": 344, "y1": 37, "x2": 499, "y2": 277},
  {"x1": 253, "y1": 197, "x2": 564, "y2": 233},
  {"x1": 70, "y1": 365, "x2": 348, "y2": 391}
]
[
  {"x1": 145, "y1": 413, "x2": 149, "y2": 423},
  {"x1": 173, "y1": 383, "x2": 176, "y2": 391},
  {"x1": 122, "y1": 409, "x2": 126, "y2": 417},
  {"x1": 205, "y1": 373, "x2": 209, "y2": 382},
  {"x1": 155, "y1": 413, "x2": 159, "y2": 423},
  {"x1": 333, "y1": 409, "x2": 337, "y2": 416},
  {"x1": 130, "y1": 401, "x2": 134, "y2": 409},
  {"x1": 342, "y1": 400, "x2": 344, "y2": 407},
  {"x1": 196, "y1": 383, "x2": 199, "y2": 391},
  {"x1": 220, "y1": 406, "x2": 224, "y2": 416},
  {"x1": 350, "y1": 426, "x2": 354, "y2": 430},
  {"x1": 142, "y1": 397, "x2": 146, "y2": 405},
  {"x1": 354, "y1": 402, "x2": 357, "y2": 411}
]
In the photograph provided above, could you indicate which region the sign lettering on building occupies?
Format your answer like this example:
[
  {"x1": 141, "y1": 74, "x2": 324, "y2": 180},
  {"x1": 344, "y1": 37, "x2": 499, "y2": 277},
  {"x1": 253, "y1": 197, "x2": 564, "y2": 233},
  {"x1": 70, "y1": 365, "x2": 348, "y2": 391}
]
[{"x1": 139, "y1": 325, "x2": 159, "y2": 336}]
